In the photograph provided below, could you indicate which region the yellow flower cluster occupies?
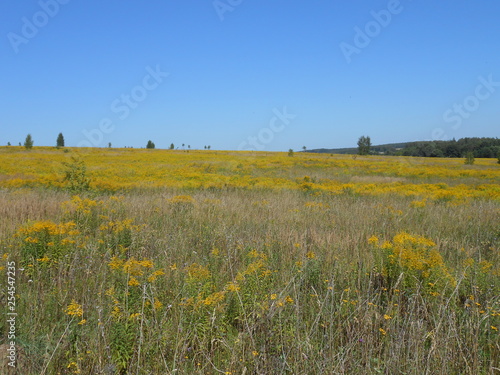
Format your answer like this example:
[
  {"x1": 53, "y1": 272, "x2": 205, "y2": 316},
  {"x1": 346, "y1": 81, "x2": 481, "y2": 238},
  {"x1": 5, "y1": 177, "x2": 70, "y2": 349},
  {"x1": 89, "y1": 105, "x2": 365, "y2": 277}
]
[
  {"x1": 17, "y1": 220, "x2": 79, "y2": 238},
  {"x1": 201, "y1": 291, "x2": 226, "y2": 306},
  {"x1": 16, "y1": 220, "x2": 81, "y2": 262},
  {"x1": 109, "y1": 256, "x2": 154, "y2": 276},
  {"x1": 99, "y1": 219, "x2": 137, "y2": 233},
  {"x1": 225, "y1": 282, "x2": 240, "y2": 292},
  {"x1": 410, "y1": 199, "x2": 427, "y2": 208},
  {"x1": 374, "y1": 232, "x2": 456, "y2": 289},
  {"x1": 108, "y1": 256, "x2": 164, "y2": 292},
  {"x1": 180, "y1": 290, "x2": 227, "y2": 310},
  {"x1": 65, "y1": 300, "x2": 83, "y2": 317},
  {"x1": 147, "y1": 269, "x2": 166, "y2": 283},
  {"x1": 62, "y1": 195, "x2": 101, "y2": 215},
  {"x1": 235, "y1": 250, "x2": 270, "y2": 281}
]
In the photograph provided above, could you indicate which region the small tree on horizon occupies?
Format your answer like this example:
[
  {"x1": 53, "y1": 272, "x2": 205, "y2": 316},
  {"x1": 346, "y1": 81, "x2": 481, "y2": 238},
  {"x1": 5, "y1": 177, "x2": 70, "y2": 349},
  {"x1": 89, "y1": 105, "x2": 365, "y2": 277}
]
[
  {"x1": 169, "y1": 143, "x2": 175, "y2": 150},
  {"x1": 146, "y1": 140, "x2": 155, "y2": 149},
  {"x1": 56, "y1": 133, "x2": 65, "y2": 148},
  {"x1": 357, "y1": 135, "x2": 371, "y2": 155},
  {"x1": 24, "y1": 134, "x2": 34, "y2": 150}
]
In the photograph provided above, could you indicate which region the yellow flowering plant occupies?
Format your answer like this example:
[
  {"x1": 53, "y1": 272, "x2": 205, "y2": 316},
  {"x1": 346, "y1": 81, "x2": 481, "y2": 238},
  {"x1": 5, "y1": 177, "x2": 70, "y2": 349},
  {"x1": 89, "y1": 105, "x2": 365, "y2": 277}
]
[{"x1": 374, "y1": 232, "x2": 456, "y2": 293}]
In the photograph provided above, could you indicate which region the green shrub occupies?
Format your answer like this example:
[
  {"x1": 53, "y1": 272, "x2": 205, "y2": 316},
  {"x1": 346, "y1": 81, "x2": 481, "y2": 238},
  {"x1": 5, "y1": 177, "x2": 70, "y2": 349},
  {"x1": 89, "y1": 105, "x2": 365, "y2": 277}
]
[{"x1": 62, "y1": 156, "x2": 91, "y2": 193}]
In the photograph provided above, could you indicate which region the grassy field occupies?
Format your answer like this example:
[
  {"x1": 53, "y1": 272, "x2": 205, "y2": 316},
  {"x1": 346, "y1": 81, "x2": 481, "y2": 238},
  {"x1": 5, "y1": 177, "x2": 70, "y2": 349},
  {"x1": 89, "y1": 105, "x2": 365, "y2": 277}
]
[{"x1": 0, "y1": 147, "x2": 499, "y2": 374}]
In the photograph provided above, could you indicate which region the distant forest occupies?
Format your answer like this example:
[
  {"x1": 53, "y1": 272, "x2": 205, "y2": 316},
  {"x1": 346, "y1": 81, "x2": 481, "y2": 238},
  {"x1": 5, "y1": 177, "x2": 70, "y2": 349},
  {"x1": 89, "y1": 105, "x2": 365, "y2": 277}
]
[
  {"x1": 397, "y1": 138, "x2": 500, "y2": 158},
  {"x1": 310, "y1": 137, "x2": 500, "y2": 158}
]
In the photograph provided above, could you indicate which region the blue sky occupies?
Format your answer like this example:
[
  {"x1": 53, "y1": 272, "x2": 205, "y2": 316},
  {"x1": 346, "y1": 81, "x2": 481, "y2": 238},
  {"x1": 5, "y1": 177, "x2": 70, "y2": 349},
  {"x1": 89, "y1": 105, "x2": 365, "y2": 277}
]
[{"x1": 1, "y1": 0, "x2": 499, "y2": 151}]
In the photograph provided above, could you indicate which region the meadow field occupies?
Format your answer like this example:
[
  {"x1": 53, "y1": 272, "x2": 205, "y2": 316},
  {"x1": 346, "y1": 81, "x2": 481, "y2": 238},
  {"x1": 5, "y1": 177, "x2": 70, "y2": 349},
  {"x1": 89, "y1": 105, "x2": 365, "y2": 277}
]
[{"x1": 0, "y1": 146, "x2": 499, "y2": 374}]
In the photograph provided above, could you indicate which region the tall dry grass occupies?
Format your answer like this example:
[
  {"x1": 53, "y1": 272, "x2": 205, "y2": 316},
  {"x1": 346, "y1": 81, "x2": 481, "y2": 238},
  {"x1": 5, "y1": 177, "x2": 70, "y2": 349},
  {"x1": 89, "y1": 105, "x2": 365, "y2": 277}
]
[{"x1": 0, "y1": 185, "x2": 498, "y2": 374}]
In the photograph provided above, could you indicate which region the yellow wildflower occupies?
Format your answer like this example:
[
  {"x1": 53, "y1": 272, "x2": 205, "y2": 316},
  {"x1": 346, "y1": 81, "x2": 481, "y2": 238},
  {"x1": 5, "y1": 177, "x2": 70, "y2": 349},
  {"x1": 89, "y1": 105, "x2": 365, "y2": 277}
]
[
  {"x1": 306, "y1": 251, "x2": 316, "y2": 259},
  {"x1": 153, "y1": 298, "x2": 163, "y2": 310},
  {"x1": 147, "y1": 269, "x2": 165, "y2": 283},
  {"x1": 128, "y1": 276, "x2": 140, "y2": 286},
  {"x1": 226, "y1": 282, "x2": 240, "y2": 292},
  {"x1": 65, "y1": 300, "x2": 83, "y2": 317}
]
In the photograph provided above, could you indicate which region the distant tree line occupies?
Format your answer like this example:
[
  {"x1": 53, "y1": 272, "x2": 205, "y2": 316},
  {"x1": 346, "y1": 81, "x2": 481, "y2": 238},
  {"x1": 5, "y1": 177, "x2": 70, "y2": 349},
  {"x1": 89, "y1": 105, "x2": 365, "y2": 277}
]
[
  {"x1": 309, "y1": 137, "x2": 500, "y2": 159},
  {"x1": 399, "y1": 138, "x2": 500, "y2": 158}
]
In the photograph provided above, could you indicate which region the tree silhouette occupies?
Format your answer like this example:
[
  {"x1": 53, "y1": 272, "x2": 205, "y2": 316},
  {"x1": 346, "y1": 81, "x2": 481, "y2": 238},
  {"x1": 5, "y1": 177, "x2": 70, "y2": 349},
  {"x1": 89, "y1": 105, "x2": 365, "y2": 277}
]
[
  {"x1": 357, "y1": 136, "x2": 371, "y2": 155},
  {"x1": 24, "y1": 134, "x2": 34, "y2": 150},
  {"x1": 56, "y1": 133, "x2": 65, "y2": 148}
]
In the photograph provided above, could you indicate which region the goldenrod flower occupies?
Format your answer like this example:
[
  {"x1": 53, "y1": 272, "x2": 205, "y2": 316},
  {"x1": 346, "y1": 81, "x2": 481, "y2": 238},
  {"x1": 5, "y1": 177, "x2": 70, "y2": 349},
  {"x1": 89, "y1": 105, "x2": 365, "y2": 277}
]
[
  {"x1": 37, "y1": 256, "x2": 50, "y2": 263},
  {"x1": 65, "y1": 300, "x2": 83, "y2": 317},
  {"x1": 128, "y1": 276, "x2": 140, "y2": 286},
  {"x1": 306, "y1": 251, "x2": 316, "y2": 259},
  {"x1": 226, "y1": 282, "x2": 240, "y2": 292},
  {"x1": 147, "y1": 269, "x2": 165, "y2": 283},
  {"x1": 153, "y1": 298, "x2": 163, "y2": 310},
  {"x1": 108, "y1": 256, "x2": 123, "y2": 270}
]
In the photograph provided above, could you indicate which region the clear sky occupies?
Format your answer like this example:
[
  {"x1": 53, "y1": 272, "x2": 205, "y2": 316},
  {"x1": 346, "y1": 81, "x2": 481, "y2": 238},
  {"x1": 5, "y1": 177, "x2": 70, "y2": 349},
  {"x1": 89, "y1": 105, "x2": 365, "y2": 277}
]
[{"x1": 1, "y1": 0, "x2": 499, "y2": 151}]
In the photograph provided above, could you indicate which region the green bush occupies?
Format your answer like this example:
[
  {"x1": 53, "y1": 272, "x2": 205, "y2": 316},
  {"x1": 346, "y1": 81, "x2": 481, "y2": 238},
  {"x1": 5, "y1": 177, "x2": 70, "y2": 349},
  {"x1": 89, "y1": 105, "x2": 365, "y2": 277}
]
[{"x1": 464, "y1": 151, "x2": 475, "y2": 165}]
